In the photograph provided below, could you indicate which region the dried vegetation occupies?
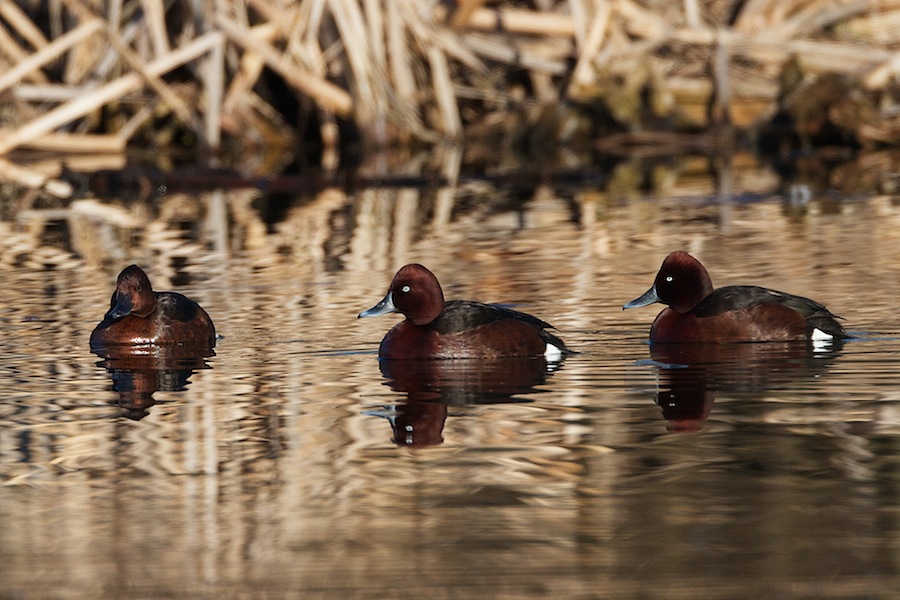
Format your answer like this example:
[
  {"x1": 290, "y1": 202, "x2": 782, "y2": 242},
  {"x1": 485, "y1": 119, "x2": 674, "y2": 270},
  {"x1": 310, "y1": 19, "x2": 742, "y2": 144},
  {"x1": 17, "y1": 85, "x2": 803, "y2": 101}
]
[{"x1": 1, "y1": 0, "x2": 899, "y2": 197}]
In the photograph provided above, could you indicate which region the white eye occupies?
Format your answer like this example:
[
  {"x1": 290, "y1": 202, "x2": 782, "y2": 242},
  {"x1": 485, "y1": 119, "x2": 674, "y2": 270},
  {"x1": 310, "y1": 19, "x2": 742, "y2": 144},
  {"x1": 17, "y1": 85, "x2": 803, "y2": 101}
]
[
  {"x1": 665, "y1": 276, "x2": 674, "y2": 283},
  {"x1": 401, "y1": 285, "x2": 411, "y2": 293}
]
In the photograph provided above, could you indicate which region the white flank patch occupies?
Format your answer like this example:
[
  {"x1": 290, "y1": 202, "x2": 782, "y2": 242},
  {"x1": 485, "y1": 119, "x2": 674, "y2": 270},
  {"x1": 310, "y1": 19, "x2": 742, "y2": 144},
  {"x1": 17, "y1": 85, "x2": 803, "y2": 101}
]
[{"x1": 545, "y1": 343, "x2": 563, "y2": 362}]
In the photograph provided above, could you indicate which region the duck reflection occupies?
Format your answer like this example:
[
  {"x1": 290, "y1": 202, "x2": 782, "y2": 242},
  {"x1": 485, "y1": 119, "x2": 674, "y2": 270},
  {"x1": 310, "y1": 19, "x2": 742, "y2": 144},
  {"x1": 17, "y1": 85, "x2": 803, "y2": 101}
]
[
  {"x1": 92, "y1": 344, "x2": 214, "y2": 420},
  {"x1": 650, "y1": 341, "x2": 844, "y2": 433},
  {"x1": 371, "y1": 357, "x2": 558, "y2": 447}
]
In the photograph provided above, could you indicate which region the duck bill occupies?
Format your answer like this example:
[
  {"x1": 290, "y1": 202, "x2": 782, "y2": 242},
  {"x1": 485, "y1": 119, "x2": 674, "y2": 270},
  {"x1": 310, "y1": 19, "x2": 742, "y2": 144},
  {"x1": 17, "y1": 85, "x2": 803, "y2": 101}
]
[
  {"x1": 106, "y1": 292, "x2": 134, "y2": 320},
  {"x1": 358, "y1": 291, "x2": 397, "y2": 318},
  {"x1": 623, "y1": 286, "x2": 660, "y2": 310}
]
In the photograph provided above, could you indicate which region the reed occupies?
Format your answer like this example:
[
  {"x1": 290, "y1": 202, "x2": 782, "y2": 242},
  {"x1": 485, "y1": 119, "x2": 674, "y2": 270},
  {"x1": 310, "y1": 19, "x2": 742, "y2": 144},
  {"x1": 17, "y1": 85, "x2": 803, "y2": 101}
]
[{"x1": 0, "y1": 0, "x2": 898, "y2": 197}]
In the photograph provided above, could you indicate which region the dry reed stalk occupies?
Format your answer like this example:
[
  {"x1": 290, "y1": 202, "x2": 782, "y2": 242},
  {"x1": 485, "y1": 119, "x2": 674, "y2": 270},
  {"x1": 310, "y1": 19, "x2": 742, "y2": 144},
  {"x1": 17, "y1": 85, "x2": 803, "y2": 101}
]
[
  {"x1": 215, "y1": 13, "x2": 353, "y2": 117},
  {"x1": 203, "y1": 34, "x2": 224, "y2": 149},
  {"x1": 614, "y1": 0, "x2": 670, "y2": 40},
  {"x1": 569, "y1": 2, "x2": 610, "y2": 95},
  {"x1": 712, "y1": 30, "x2": 731, "y2": 124},
  {"x1": 844, "y1": 4, "x2": 900, "y2": 42},
  {"x1": 285, "y1": 2, "x2": 339, "y2": 162},
  {"x1": 247, "y1": 0, "x2": 309, "y2": 61},
  {"x1": 58, "y1": 0, "x2": 107, "y2": 83},
  {"x1": 785, "y1": 39, "x2": 890, "y2": 73},
  {"x1": 0, "y1": 130, "x2": 125, "y2": 152},
  {"x1": 463, "y1": 32, "x2": 569, "y2": 74},
  {"x1": 731, "y1": 0, "x2": 768, "y2": 31},
  {"x1": 683, "y1": 0, "x2": 701, "y2": 28},
  {"x1": 864, "y1": 52, "x2": 900, "y2": 89},
  {"x1": 386, "y1": 2, "x2": 416, "y2": 108},
  {"x1": 12, "y1": 84, "x2": 91, "y2": 101},
  {"x1": 380, "y1": 4, "x2": 438, "y2": 142},
  {"x1": 773, "y1": 0, "x2": 874, "y2": 39},
  {"x1": 2, "y1": 95, "x2": 43, "y2": 129},
  {"x1": 567, "y1": 0, "x2": 587, "y2": 45},
  {"x1": 107, "y1": 0, "x2": 122, "y2": 36},
  {"x1": 222, "y1": 22, "x2": 277, "y2": 114},
  {"x1": 0, "y1": 18, "x2": 103, "y2": 94},
  {"x1": 27, "y1": 152, "x2": 126, "y2": 174},
  {"x1": 364, "y1": 0, "x2": 386, "y2": 72},
  {"x1": 733, "y1": 0, "x2": 856, "y2": 36},
  {"x1": 448, "y1": 0, "x2": 486, "y2": 28},
  {"x1": 0, "y1": 25, "x2": 49, "y2": 83},
  {"x1": 858, "y1": 120, "x2": 900, "y2": 145},
  {"x1": 103, "y1": 24, "x2": 200, "y2": 128},
  {"x1": 92, "y1": 17, "x2": 140, "y2": 80},
  {"x1": 399, "y1": 0, "x2": 482, "y2": 72},
  {"x1": 0, "y1": 0, "x2": 49, "y2": 50},
  {"x1": 446, "y1": 5, "x2": 576, "y2": 37},
  {"x1": 0, "y1": 31, "x2": 223, "y2": 155},
  {"x1": 284, "y1": 16, "x2": 320, "y2": 78},
  {"x1": 302, "y1": 0, "x2": 328, "y2": 44},
  {"x1": 667, "y1": 25, "x2": 723, "y2": 45},
  {"x1": 329, "y1": 0, "x2": 383, "y2": 131},
  {"x1": 141, "y1": 0, "x2": 170, "y2": 56},
  {"x1": 427, "y1": 42, "x2": 462, "y2": 137}
]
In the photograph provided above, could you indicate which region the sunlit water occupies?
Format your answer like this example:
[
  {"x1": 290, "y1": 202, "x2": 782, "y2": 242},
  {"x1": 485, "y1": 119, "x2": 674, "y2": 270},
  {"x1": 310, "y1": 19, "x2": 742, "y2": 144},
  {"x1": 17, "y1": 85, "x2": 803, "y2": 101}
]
[{"x1": 3, "y1": 159, "x2": 900, "y2": 598}]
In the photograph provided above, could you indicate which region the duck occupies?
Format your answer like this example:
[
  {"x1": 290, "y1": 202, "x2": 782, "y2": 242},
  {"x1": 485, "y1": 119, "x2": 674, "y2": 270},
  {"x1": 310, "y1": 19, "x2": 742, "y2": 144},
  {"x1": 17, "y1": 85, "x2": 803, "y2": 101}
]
[
  {"x1": 358, "y1": 263, "x2": 571, "y2": 359},
  {"x1": 90, "y1": 265, "x2": 216, "y2": 348},
  {"x1": 623, "y1": 251, "x2": 845, "y2": 343}
]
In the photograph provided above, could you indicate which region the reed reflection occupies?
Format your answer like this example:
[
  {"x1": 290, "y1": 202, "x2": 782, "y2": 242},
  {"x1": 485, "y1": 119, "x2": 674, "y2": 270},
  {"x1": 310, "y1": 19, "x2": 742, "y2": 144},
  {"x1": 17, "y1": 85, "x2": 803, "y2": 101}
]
[
  {"x1": 649, "y1": 342, "x2": 844, "y2": 432},
  {"x1": 92, "y1": 344, "x2": 214, "y2": 420},
  {"x1": 370, "y1": 357, "x2": 559, "y2": 447}
]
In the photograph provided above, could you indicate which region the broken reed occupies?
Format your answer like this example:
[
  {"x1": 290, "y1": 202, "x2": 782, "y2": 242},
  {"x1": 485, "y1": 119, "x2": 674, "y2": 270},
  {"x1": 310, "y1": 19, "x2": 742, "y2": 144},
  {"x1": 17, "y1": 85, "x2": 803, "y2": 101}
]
[{"x1": 1, "y1": 0, "x2": 899, "y2": 182}]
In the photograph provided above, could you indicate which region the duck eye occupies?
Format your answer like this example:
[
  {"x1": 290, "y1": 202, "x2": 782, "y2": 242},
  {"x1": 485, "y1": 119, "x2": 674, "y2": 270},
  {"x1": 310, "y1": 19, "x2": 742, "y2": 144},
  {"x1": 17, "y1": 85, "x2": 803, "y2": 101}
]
[
  {"x1": 665, "y1": 276, "x2": 674, "y2": 284},
  {"x1": 401, "y1": 285, "x2": 411, "y2": 293}
]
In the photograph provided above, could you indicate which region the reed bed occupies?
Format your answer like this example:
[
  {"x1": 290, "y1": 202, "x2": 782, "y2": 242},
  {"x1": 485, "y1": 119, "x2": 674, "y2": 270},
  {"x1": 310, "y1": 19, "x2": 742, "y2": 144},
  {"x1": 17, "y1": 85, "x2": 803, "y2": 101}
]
[{"x1": 0, "y1": 0, "x2": 899, "y2": 197}]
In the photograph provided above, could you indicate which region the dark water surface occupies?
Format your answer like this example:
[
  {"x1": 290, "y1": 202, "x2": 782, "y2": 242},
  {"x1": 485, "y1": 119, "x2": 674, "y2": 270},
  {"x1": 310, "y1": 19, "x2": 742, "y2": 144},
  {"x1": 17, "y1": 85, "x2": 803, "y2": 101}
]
[{"x1": 3, "y1": 158, "x2": 900, "y2": 598}]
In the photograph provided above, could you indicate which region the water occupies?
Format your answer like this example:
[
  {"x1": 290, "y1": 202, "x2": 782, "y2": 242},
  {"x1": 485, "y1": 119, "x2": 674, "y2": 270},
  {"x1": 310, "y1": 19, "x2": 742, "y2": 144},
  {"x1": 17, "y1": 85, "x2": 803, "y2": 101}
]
[{"x1": 3, "y1": 155, "x2": 900, "y2": 598}]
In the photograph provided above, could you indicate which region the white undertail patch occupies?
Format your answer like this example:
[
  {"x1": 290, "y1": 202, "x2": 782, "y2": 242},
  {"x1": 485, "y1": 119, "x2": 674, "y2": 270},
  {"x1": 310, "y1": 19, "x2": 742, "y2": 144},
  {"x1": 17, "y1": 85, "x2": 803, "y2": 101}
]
[
  {"x1": 811, "y1": 328, "x2": 835, "y2": 353},
  {"x1": 545, "y1": 343, "x2": 563, "y2": 362},
  {"x1": 811, "y1": 328, "x2": 833, "y2": 341}
]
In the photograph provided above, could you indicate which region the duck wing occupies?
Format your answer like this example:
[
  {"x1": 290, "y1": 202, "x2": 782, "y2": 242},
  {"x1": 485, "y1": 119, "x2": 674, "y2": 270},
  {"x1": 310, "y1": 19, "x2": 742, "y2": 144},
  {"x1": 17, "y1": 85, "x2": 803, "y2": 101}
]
[
  {"x1": 156, "y1": 292, "x2": 203, "y2": 322},
  {"x1": 693, "y1": 285, "x2": 845, "y2": 337},
  {"x1": 435, "y1": 300, "x2": 571, "y2": 351}
]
